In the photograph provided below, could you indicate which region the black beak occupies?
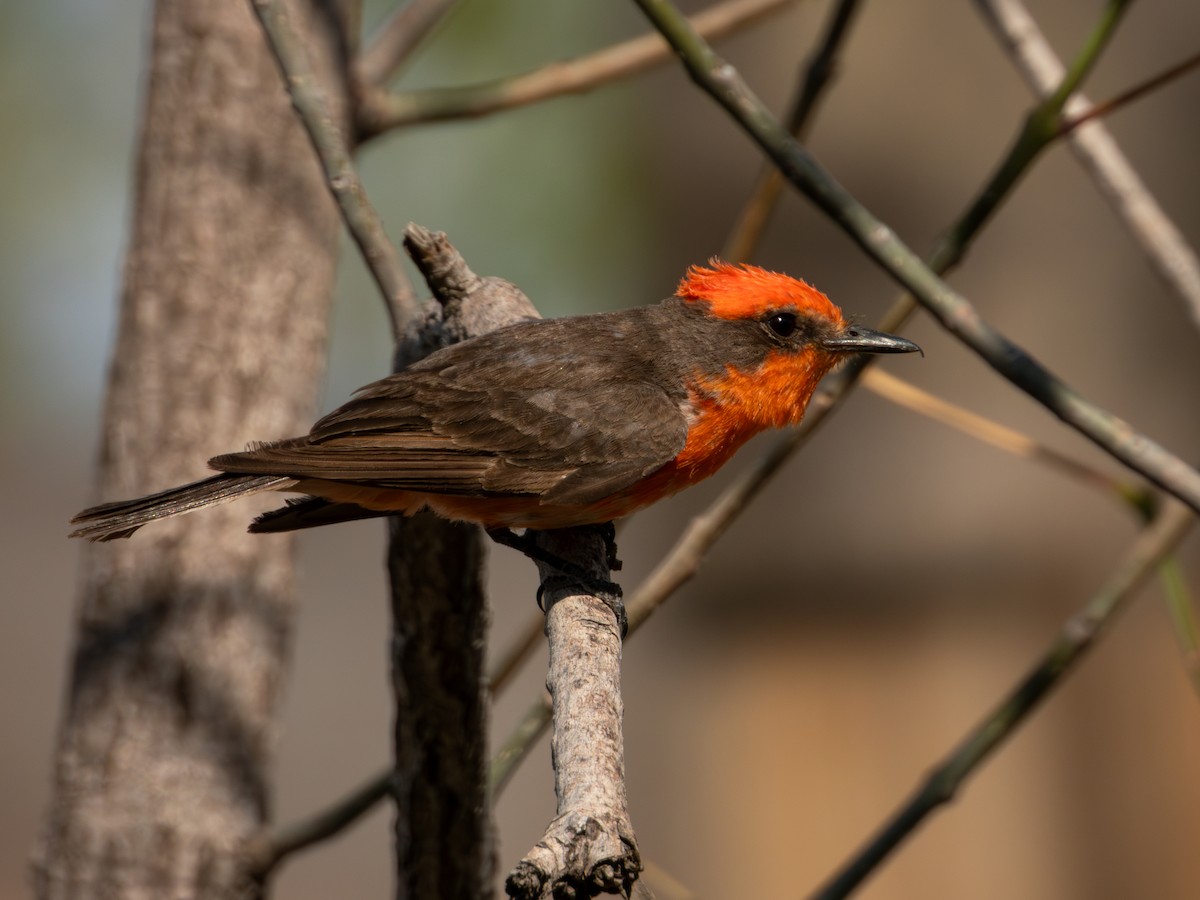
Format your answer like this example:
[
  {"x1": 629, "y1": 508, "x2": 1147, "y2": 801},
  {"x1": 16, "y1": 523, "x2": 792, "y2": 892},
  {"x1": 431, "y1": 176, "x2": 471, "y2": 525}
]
[{"x1": 821, "y1": 326, "x2": 922, "y2": 355}]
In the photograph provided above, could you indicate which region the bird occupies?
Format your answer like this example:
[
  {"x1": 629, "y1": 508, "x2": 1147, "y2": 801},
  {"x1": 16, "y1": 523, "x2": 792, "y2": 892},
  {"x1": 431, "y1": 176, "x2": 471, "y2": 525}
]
[{"x1": 70, "y1": 261, "x2": 920, "y2": 543}]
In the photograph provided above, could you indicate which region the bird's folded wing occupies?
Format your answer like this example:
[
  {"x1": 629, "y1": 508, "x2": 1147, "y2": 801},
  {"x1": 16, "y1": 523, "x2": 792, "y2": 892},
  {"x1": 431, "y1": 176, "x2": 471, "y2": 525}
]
[{"x1": 210, "y1": 377, "x2": 687, "y2": 506}]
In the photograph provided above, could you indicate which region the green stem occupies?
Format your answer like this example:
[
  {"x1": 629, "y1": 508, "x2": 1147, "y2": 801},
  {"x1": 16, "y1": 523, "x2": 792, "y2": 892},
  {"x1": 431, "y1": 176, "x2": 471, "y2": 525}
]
[{"x1": 937, "y1": 0, "x2": 1130, "y2": 269}]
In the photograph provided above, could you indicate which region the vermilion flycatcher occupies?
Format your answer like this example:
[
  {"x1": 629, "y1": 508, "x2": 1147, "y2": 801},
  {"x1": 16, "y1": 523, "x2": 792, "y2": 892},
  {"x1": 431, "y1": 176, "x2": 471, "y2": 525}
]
[{"x1": 71, "y1": 262, "x2": 919, "y2": 542}]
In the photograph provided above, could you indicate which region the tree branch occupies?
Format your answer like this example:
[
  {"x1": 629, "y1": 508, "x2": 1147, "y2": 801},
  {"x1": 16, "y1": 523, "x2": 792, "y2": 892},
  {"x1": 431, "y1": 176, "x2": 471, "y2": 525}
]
[
  {"x1": 506, "y1": 528, "x2": 641, "y2": 900},
  {"x1": 356, "y1": 0, "x2": 801, "y2": 139},
  {"x1": 809, "y1": 498, "x2": 1196, "y2": 899},
  {"x1": 631, "y1": 0, "x2": 1200, "y2": 517},
  {"x1": 246, "y1": 770, "x2": 393, "y2": 878},
  {"x1": 251, "y1": 0, "x2": 420, "y2": 341},
  {"x1": 861, "y1": 369, "x2": 1145, "y2": 505},
  {"x1": 975, "y1": 0, "x2": 1200, "y2": 334},
  {"x1": 357, "y1": 0, "x2": 460, "y2": 88},
  {"x1": 1059, "y1": 50, "x2": 1200, "y2": 136},
  {"x1": 723, "y1": 0, "x2": 864, "y2": 262},
  {"x1": 386, "y1": 226, "x2": 541, "y2": 900}
]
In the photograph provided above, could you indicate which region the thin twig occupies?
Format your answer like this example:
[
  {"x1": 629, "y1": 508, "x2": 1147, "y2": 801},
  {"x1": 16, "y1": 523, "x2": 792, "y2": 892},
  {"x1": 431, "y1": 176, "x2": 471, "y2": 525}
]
[
  {"x1": 255, "y1": 611, "x2": 550, "y2": 873},
  {"x1": 632, "y1": 0, "x2": 1200, "y2": 517},
  {"x1": 864, "y1": 369, "x2": 1200, "y2": 688},
  {"x1": 1159, "y1": 559, "x2": 1200, "y2": 696},
  {"x1": 492, "y1": 694, "x2": 555, "y2": 795},
  {"x1": 1059, "y1": 49, "x2": 1200, "y2": 135},
  {"x1": 861, "y1": 369, "x2": 1143, "y2": 504},
  {"x1": 484, "y1": 0, "x2": 1141, "y2": 781},
  {"x1": 489, "y1": 615, "x2": 546, "y2": 696},
  {"x1": 247, "y1": 770, "x2": 394, "y2": 877},
  {"x1": 976, "y1": 0, "x2": 1200, "y2": 334},
  {"x1": 723, "y1": 0, "x2": 863, "y2": 262},
  {"x1": 808, "y1": 499, "x2": 1195, "y2": 900},
  {"x1": 251, "y1": 0, "x2": 419, "y2": 341},
  {"x1": 356, "y1": 0, "x2": 801, "y2": 138},
  {"x1": 933, "y1": 0, "x2": 1128, "y2": 275},
  {"x1": 357, "y1": 0, "x2": 461, "y2": 88}
]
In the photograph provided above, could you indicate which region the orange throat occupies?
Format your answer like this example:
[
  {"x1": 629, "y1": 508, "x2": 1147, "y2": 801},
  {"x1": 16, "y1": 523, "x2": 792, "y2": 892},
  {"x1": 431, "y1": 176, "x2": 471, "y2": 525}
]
[{"x1": 667, "y1": 349, "x2": 834, "y2": 487}]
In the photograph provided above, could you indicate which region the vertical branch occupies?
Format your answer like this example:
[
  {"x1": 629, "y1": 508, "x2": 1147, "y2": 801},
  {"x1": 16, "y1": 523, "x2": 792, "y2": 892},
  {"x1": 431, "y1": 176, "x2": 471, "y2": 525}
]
[
  {"x1": 507, "y1": 528, "x2": 641, "y2": 900},
  {"x1": 391, "y1": 226, "x2": 540, "y2": 900},
  {"x1": 386, "y1": 515, "x2": 493, "y2": 899}
]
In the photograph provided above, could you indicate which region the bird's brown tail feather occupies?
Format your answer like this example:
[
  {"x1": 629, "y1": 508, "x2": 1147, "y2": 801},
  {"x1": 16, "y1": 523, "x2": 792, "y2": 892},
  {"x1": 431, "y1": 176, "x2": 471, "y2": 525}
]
[
  {"x1": 249, "y1": 497, "x2": 391, "y2": 533},
  {"x1": 70, "y1": 474, "x2": 294, "y2": 542}
]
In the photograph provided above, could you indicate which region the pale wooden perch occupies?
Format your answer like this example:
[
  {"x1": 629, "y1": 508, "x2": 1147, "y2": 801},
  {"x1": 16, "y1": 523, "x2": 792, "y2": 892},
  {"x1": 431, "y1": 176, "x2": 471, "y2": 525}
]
[{"x1": 507, "y1": 527, "x2": 642, "y2": 899}]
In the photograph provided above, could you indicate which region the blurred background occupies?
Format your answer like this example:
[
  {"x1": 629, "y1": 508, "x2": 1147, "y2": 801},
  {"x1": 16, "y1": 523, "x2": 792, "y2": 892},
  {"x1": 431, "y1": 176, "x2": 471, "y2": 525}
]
[{"x1": 3, "y1": 1, "x2": 1199, "y2": 897}]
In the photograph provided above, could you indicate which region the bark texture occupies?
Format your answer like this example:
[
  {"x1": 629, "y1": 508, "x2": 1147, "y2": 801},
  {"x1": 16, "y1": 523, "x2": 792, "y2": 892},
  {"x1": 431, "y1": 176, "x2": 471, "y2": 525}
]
[
  {"x1": 388, "y1": 227, "x2": 540, "y2": 900},
  {"x1": 35, "y1": 1, "x2": 350, "y2": 896},
  {"x1": 508, "y1": 528, "x2": 641, "y2": 900}
]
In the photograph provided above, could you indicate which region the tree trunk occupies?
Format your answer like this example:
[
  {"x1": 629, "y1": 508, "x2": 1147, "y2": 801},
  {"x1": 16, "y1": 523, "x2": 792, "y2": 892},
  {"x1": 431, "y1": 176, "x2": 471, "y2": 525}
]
[{"x1": 35, "y1": 1, "x2": 351, "y2": 896}]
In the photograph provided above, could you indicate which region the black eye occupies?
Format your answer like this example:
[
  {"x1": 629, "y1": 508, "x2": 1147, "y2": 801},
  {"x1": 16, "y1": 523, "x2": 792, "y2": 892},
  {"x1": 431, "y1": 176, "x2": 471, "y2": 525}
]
[{"x1": 766, "y1": 312, "x2": 798, "y2": 338}]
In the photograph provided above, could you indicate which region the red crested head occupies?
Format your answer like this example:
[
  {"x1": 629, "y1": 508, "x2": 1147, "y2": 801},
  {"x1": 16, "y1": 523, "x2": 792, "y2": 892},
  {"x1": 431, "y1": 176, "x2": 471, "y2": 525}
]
[{"x1": 676, "y1": 260, "x2": 846, "y2": 327}]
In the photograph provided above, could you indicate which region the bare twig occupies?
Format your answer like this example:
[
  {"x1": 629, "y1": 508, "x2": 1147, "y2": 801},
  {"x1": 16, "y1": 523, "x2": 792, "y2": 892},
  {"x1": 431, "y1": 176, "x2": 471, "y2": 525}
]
[
  {"x1": 976, "y1": 0, "x2": 1200, "y2": 333},
  {"x1": 861, "y1": 369, "x2": 1144, "y2": 504},
  {"x1": 809, "y1": 499, "x2": 1196, "y2": 900},
  {"x1": 255, "y1": 609, "x2": 550, "y2": 874},
  {"x1": 357, "y1": 0, "x2": 461, "y2": 88},
  {"x1": 489, "y1": 615, "x2": 547, "y2": 696},
  {"x1": 1159, "y1": 559, "x2": 1200, "y2": 696},
  {"x1": 247, "y1": 770, "x2": 393, "y2": 877},
  {"x1": 251, "y1": 0, "x2": 420, "y2": 341},
  {"x1": 357, "y1": 0, "x2": 801, "y2": 138},
  {"x1": 632, "y1": 0, "x2": 1200, "y2": 516},
  {"x1": 492, "y1": 694, "x2": 555, "y2": 795},
  {"x1": 723, "y1": 0, "x2": 863, "y2": 262},
  {"x1": 1059, "y1": 49, "x2": 1200, "y2": 135}
]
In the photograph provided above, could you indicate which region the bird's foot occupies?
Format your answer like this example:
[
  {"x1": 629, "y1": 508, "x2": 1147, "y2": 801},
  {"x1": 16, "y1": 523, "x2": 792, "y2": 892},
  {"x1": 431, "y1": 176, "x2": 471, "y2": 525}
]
[{"x1": 487, "y1": 526, "x2": 627, "y2": 637}]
